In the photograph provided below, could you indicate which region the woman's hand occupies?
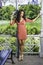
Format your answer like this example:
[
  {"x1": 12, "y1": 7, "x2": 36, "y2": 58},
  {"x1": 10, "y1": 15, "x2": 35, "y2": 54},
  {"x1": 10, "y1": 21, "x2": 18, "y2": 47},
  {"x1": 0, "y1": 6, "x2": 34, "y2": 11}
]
[
  {"x1": 10, "y1": 20, "x2": 14, "y2": 25},
  {"x1": 32, "y1": 18, "x2": 36, "y2": 22},
  {"x1": 33, "y1": 13, "x2": 41, "y2": 22},
  {"x1": 10, "y1": 19, "x2": 15, "y2": 25}
]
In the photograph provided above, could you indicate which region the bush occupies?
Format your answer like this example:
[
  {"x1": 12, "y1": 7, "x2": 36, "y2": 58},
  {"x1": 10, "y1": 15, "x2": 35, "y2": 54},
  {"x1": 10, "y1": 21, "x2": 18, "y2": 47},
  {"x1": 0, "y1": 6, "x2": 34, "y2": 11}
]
[
  {"x1": 19, "y1": 4, "x2": 41, "y2": 19},
  {"x1": 29, "y1": 26, "x2": 40, "y2": 34},
  {"x1": 0, "y1": 37, "x2": 17, "y2": 51},
  {"x1": 0, "y1": 37, "x2": 5, "y2": 44},
  {"x1": 0, "y1": 36, "x2": 40, "y2": 52},
  {"x1": 4, "y1": 24, "x2": 17, "y2": 36},
  {"x1": 0, "y1": 5, "x2": 16, "y2": 20},
  {"x1": 32, "y1": 45, "x2": 39, "y2": 52},
  {"x1": 24, "y1": 46, "x2": 29, "y2": 52}
]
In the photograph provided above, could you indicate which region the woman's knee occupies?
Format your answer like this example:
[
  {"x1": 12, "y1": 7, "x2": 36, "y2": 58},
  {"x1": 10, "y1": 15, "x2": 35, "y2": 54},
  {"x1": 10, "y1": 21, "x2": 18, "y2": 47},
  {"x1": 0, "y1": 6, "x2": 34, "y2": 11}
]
[
  {"x1": 21, "y1": 40, "x2": 24, "y2": 45},
  {"x1": 18, "y1": 39, "x2": 24, "y2": 45}
]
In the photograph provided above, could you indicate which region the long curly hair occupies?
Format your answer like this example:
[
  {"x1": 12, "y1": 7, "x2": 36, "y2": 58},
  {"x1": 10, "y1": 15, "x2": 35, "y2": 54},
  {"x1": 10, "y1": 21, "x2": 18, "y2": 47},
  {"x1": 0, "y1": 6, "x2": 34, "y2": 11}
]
[{"x1": 15, "y1": 9, "x2": 26, "y2": 23}]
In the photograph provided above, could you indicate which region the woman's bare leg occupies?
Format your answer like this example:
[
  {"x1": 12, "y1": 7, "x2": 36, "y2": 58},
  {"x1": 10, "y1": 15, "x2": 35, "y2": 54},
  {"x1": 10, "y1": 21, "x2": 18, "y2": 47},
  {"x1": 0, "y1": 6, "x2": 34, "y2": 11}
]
[
  {"x1": 19, "y1": 39, "x2": 24, "y2": 60},
  {"x1": 18, "y1": 40, "x2": 22, "y2": 60}
]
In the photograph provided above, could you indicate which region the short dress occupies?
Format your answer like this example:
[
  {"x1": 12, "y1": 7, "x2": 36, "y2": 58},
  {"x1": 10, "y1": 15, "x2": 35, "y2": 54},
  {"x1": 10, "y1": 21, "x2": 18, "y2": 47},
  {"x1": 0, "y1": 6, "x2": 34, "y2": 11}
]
[
  {"x1": 17, "y1": 19, "x2": 27, "y2": 40},
  {"x1": 10, "y1": 19, "x2": 32, "y2": 40}
]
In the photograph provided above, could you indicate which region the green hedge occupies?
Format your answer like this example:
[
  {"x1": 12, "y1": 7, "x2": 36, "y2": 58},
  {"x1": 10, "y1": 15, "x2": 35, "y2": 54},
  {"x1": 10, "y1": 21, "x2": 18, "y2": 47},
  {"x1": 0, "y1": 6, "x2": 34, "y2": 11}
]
[
  {"x1": 0, "y1": 5, "x2": 16, "y2": 20},
  {"x1": 0, "y1": 16, "x2": 41, "y2": 35},
  {"x1": 0, "y1": 4, "x2": 41, "y2": 20},
  {"x1": 19, "y1": 4, "x2": 41, "y2": 19},
  {"x1": 0, "y1": 37, "x2": 40, "y2": 52},
  {"x1": 0, "y1": 24, "x2": 41, "y2": 35}
]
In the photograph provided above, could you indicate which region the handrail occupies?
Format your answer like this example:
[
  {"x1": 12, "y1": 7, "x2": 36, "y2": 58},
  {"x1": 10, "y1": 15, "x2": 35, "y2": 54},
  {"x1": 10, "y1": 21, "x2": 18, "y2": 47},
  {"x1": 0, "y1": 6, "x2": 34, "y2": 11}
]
[
  {"x1": 0, "y1": 34, "x2": 41, "y2": 37},
  {"x1": 0, "y1": 34, "x2": 42, "y2": 37}
]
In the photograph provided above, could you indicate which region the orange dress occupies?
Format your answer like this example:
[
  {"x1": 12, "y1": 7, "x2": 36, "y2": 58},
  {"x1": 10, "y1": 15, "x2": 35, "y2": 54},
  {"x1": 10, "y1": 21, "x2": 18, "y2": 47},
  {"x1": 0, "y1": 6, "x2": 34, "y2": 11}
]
[
  {"x1": 17, "y1": 19, "x2": 27, "y2": 40},
  {"x1": 10, "y1": 19, "x2": 33, "y2": 40}
]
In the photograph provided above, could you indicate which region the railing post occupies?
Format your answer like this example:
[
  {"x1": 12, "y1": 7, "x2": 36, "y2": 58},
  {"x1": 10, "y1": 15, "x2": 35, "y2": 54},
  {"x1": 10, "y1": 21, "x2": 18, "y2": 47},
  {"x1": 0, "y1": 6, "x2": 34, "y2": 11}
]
[
  {"x1": 40, "y1": 0, "x2": 43, "y2": 57},
  {"x1": 16, "y1": 37, "x2": 19, "y2": 58}
]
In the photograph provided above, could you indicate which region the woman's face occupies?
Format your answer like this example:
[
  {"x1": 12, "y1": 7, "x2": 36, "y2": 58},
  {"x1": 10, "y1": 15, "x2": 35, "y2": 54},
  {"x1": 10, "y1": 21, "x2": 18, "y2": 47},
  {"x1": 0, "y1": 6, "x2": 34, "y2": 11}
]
[{"x1": 20, "y1": 11, "x2": 24, "y2": 17}]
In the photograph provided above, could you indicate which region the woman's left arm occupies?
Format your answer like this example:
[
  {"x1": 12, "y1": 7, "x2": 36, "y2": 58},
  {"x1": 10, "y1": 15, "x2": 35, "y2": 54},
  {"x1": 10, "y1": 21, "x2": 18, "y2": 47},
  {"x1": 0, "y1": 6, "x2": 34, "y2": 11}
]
[
  {"x1": 26, "y1": 13, "x2": 41, "y2": 22},
  {"x1": 26, "y1": 18, "x2": 33, "y2": 22},
  {"x1": 33, "y1": 13, "x2": 41, "y2": 22}
]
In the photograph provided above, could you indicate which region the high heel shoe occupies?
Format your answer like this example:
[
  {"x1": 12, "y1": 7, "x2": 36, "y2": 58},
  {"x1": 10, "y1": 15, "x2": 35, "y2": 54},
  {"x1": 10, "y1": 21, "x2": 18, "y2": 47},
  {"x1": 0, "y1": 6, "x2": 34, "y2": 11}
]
[
  {"x1": 18, "y1": 55, "x2": 22, "y2": 61},
  {"x1": 21, "y1": 55, "x2": 24, "y2": 61}
]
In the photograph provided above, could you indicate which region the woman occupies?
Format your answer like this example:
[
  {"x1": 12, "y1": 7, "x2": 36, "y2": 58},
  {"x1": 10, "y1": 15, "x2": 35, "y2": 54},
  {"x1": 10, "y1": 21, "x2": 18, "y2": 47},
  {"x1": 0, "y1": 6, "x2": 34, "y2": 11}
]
[{"x1": 10, "y1": 9, "x2": 36, "y2": 61}]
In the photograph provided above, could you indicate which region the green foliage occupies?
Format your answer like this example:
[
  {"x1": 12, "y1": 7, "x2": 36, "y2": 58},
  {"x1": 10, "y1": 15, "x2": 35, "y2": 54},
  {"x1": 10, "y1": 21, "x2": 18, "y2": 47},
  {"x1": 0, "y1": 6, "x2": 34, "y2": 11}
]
[
  {"x1": 0, "y1": 4, "x2": 41, "y2": 52},
  {"x1": 10, "y1": 45, "x2": 17, "y2": 52},
  {"x1": 9, "y1": 37, "x2": 16, "y2": 44},
  {"x1": 0, "y1": 37, "x2": 5, "y2": 50},
  {"x1": 0, "y1": 17, "x2": 41, "y2": 35},
  {"x1": 24, "y1": 46, "x2": 29, "y2": 52},
  {"x1": 9, "y1": 37, "x2": 17, "y2": 52},
  {"x1": 24, "y1": 37, "x2": 40, "y2": 52},
  {"x1": 0, "y1": 5, "x2": 16, "y2": 20},
  {"x1": 19, "y1": 4, "x2": 41, "y2": 19},
  {"x1": 26, "y1": 17, "x2": 41, "y2": 35},
  {"x1": 0, "y1": 37, "x2": 17, "y2": 51},
  {"x1": 0, "y1": 36, "x2": 40, "y2": 52},
  {"x1": 0, "y1": 4, "x2": 41, "y2": 20},
  {"x1": 4, "y1": 24, "x2": 17, "y2": 36},
  {"x1": 29, "y1": 26, "x2": 39, "y2": 34},
  {"x1": 32, "y1": 45, "x2": 39, "y2": 52},
  {"x1": 0, "y1": 37, "x2": 5, "y2": 44}
]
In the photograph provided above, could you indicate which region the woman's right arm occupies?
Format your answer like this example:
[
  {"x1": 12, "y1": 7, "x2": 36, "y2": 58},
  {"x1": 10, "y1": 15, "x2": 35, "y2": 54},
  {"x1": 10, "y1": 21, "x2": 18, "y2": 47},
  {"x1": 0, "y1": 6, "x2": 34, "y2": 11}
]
[{"x1": 10, "y1": 19, "x2": 16, "y2": 25}]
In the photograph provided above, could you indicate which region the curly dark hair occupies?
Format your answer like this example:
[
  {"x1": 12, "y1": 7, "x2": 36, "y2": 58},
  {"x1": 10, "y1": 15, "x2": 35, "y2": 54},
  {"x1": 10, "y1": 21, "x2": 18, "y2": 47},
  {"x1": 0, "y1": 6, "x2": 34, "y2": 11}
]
[{"x1": 15, "y1": 9, "x2": 26, "y2": 23}]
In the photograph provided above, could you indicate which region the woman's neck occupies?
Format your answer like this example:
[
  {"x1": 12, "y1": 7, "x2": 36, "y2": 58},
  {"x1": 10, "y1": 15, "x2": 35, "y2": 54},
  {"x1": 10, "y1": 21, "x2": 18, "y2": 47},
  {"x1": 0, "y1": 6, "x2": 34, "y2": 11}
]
[
  {"x1": 20, "y1": 17, "x2": 23, "y2": 20},
  {"x1": 20, "y1": 17, "x2": 23, "y2": 22}
]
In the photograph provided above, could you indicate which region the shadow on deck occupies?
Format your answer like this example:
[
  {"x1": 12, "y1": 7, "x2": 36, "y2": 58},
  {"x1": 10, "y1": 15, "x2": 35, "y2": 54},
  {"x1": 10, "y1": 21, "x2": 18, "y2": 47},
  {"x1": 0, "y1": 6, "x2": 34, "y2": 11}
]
[{"x1": 5, "y1": 55, "x2": 43, "y2": 65}]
